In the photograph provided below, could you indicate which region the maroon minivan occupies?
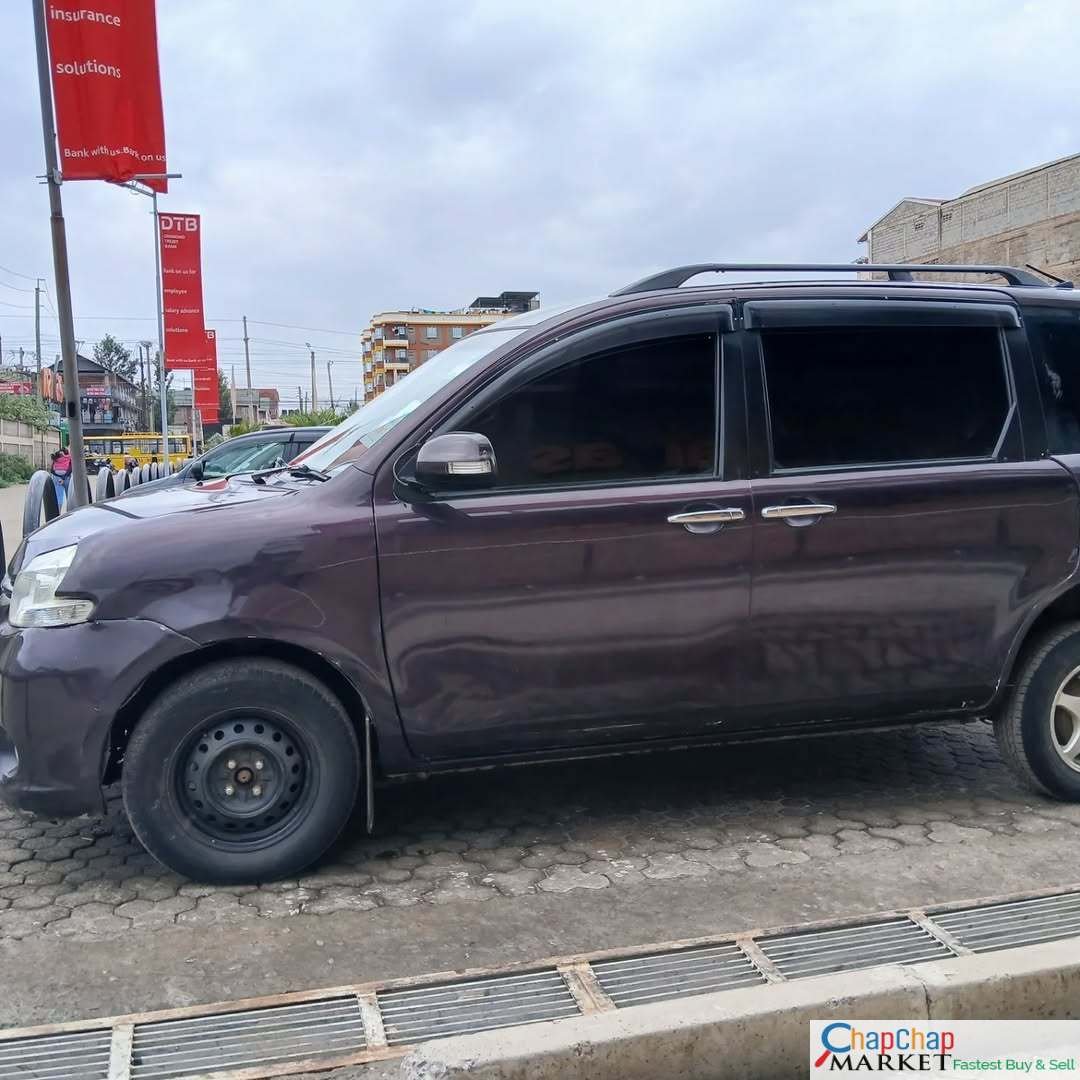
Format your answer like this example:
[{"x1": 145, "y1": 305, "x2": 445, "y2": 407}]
[{"x1": 4, "y1": 262, "x2": 1080, "y2": 883}]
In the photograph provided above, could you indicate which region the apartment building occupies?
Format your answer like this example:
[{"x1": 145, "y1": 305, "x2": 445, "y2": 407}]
[{"x1": 360, "y1": 290, "x2": 538, "y2": 402}]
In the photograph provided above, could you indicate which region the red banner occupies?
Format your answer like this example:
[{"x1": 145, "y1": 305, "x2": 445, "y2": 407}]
[
  {"x1": 159, "y1": 213, "x2": 205, "y2": 366},
  {"x1": 194, "y1": 329, "x2": 219, "y2": 424},
  {"x1": 45, "y1": 1, "x2": 168, "y2": 191}
]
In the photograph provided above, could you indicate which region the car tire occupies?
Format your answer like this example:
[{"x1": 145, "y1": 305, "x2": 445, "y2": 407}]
[
  {"x1": 123, "y1": 659, "x2": 361, "y2": 883},
  {"x1": 995, "y1": 621, "x2": 1080, "y2": 800}
]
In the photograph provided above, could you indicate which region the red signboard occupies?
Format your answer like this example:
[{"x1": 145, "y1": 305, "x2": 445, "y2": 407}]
[
  {"x1": 45, "y1": 1, "x2": 168, "y2": 191},
  {"x1": 159, "y1": 213, "x2": 205, "y2": 366},
  {"x1": 194, "y1": 329, "x2": 219, "y2": 424},
  {"x1": 0, "y1": 383, "x2": 34, "y2": 396}
]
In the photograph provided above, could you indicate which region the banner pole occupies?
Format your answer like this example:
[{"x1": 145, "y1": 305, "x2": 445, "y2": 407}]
[
  {"x1": 32, "y1": 0, "x2": 88, "y2": 505},
  {"x1": 151, "y1": 190, "x2": 169, "y2": 466}
]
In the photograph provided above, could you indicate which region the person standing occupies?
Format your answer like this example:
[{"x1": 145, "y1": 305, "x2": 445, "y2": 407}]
[{"x1": 50, "y1": 446, "x2": 72, "y2": 507}]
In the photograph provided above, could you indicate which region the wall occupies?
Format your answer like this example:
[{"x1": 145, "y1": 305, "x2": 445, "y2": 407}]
[
  {"x1": 867, "y1": 156, "x2": 1080, "y2": 282},
  {"x1": 0, "y1": 420, "x2": 62, "y2": 469}
]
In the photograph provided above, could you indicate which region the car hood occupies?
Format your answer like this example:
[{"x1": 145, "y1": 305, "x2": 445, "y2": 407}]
[{"x1": 13, "y1": 476, "x2": 298, "y2": 571}]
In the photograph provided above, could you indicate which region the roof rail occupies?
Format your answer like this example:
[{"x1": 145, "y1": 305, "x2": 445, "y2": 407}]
[{"x1": 611, "y1": 262, "x2": 1052, "y2": 296}]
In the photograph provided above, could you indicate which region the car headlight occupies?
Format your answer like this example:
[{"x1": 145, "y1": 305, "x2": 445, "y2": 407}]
[{"x1": 9, "y1": 545, "x2": 94, "y2": 628}]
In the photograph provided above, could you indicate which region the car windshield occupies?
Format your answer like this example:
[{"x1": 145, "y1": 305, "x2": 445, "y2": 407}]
[
  {"x1": 292, "y1": 325, "x2": 528, "y2": 472},
  {"x1": 201, "y1": 438, "x2": 285, "y2": 478}
]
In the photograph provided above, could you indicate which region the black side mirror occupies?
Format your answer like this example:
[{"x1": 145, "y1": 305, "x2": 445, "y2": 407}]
[
  {"x1": 189, "y1": 460, "x2": 204, "y2": 481},
  {"x1": 415, "y1": 432, "x2": 497, "y2": 490}
]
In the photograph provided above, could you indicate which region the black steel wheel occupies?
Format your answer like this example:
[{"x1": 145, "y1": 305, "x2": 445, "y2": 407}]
[
  {"x1": 176, "y1": 714, "x2": 315, "y2": 847},
  {"x1": 123, "y1": 659, "x2": 361, "y2": 882}
]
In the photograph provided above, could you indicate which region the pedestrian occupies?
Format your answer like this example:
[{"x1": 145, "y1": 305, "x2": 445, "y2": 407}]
[{"x1": 50, "y1": 447, "x2": 72, "y2": 507}]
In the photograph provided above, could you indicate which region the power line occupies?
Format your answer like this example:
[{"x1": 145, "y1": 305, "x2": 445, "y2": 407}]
[{"x1": 0, "y1": 263, "x2": 38, "y2": 282}]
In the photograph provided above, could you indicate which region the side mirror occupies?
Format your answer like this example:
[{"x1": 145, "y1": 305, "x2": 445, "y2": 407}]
[
  {"x1": 415, "y1": 432, "x2": 497, "y2": 490},
  {"x1": 189, "y1": 460, "x2": 204, "y2": 481}
]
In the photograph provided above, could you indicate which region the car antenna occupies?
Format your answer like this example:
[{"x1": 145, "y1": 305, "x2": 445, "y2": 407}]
[{"x1": 1025, "y1": 263, "x2": 1075, "y2": 289}]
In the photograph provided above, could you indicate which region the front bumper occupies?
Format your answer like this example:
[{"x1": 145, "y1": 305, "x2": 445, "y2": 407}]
[{"x1": 0, "y1": 618, "x2": 196, "y2": 817}]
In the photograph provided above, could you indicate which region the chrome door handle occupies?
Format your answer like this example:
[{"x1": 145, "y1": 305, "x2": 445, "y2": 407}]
[
  {"x1": 667, "y1": 508, "x2": 747, "y2": 525},
  {"x1": 760, "y1": 503, "x2": 837, "y2": 520}
]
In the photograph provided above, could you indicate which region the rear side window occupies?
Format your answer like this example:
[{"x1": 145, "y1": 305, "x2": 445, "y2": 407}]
[
  {"x1": 1027, "y1": 307, "x2": 1080, "y2": 454},
  {"x1": 762, "y1": 326, "x2": 1010, "y2": 471},
  {"x1": 466, "y1": 334, "x2": 717, "y2": 489}
]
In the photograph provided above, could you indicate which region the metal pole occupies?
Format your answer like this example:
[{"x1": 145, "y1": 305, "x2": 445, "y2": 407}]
[
  {"x1": 151, "y1": 191, "x2": 169, "y2": 465},
  {"x1": 307, "y1": 344, "x2": 318, "y2": 411},
  {"x1": 230, "y1": 364, "x2": 237, "y2": 425},
  {"x1": 242, "y1": 315, "x2": 254, "y2": 424},
  {"x1": 327, "y1": 359, "x2": 335, "y2": 410},
  {"x1": 297, "y1": 384, "x2": 302, "y2": 415},
  {"x1": 32, "y1": 0, "x2": 88, "y2": 505},
  {"x1": 34, "y1": 280, "x2": 42, "y2": 399}
]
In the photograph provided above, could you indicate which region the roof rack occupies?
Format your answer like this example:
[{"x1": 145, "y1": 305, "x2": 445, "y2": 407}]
[{"x1": 611, "y1": 262, "x2": 1054, "y2": 296}]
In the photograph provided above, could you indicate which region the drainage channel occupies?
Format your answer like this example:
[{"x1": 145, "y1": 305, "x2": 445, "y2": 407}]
[{"x1": 2, "y1": 882, "x2": 1079, "y2": 1080}]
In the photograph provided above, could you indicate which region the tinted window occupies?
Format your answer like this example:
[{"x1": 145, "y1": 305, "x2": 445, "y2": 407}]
[
  {"x1": 467, "y1": 334, "x2": 716, "y2": 488},
  {"x1": 762, "y1": 326, "x2": 1009, "y2": 470},
  {"x1": 1027, "y1": 307, "x2": 1080, "y2": 453}
]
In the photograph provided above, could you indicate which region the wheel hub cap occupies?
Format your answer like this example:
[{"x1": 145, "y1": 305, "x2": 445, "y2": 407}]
[
  {"x1": 178, "y1": 717, "x2": 309, "y2": 842},
  {"x1": 1051, "y1": 665, "x2": 1080, "y2": 773}
]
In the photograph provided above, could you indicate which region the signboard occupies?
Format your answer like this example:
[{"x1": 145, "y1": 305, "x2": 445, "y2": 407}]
[
  {"x1": 159, "y1": 213, "x2": 205, "y2": 365},
  {"x1": 0, "y1": 382, "x2": 34, "y2": 395},
  {"x1": 194, "y1": 329, "x2": 220, "y2": 423},
  {"x1": 45, "y1": 1, "x2": 168, "y2": 191}
]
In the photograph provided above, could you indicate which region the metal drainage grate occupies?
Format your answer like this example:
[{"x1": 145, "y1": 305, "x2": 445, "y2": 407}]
[
  {"x1": 130, "y1": 996, "x2": 366, "y2": 1080},
  {"x1": 0, "y1": 1029, "x2": 111, "y2": 1080},
  {"x1": 934, "y1": 892, "x2": 1080, "y2": 954},
  {"x1": 757, "y1": 917, "x2": 955, "y2": 979},
  {"x1": 378, "y1": 969, "x2": 579, "y2": 1046},
  {"x1": 592, "y1": 943, "x2": 766, "y2": 1008}
]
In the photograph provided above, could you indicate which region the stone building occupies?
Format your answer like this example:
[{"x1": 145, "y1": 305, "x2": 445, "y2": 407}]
[{"x1": 858, "y1": 153, "x2": 1080, "y2": 282}]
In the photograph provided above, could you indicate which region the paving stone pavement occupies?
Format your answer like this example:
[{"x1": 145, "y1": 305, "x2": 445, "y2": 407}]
[{"x1": 1, "y1": 720, "x2": 1076, "y2": 942}]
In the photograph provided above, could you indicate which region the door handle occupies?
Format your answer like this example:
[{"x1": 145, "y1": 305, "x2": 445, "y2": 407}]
[
  {"x1": 667, "y1": 508, "x2": 746, "y2": 525},
  {"x1": 760, "y1": 503, "x2": 837, "y2": 521}
]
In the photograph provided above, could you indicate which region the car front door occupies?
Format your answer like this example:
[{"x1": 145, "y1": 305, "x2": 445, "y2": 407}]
[
  {"x1": 373, "y1": 306, "x2": 753, "y2": 759},
  {"x1": 741, "y1": 297, "x2": 1079, "y2": 726}
]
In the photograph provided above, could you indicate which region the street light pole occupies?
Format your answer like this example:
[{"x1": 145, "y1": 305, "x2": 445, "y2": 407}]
[
  {"x1": 32, "y1": 0, "x2": 88, "y2": 505},
  {"x1": 327, "y1": 359, "x2": 335, "y2": 411},
  {"x1": 117, "y1": 173, "x2": 182, "y2": 469}
]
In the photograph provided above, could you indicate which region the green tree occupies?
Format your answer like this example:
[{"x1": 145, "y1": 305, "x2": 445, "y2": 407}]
[
  {"x1": 218, "y1": 369, "x2": 232, "y2": 421},
  {"x1": 92, "y1": 334, "x2": 138, "y2": 383},
  {"x1": 284, "y1": 408, "x2": 344, "y2": 427}
]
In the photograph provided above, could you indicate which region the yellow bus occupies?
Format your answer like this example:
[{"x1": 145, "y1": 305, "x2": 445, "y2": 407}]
[{"x1": 82, "y1": 433, "x2": 193, "y2": 471}]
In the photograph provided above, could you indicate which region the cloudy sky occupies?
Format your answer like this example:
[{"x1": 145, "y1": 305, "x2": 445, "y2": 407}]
[{"x1": 1, "y1": 0, "x2": 1078, "y2": 407}]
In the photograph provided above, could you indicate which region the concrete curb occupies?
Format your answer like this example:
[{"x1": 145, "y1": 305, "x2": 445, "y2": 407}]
[{"x1": 400, "y1": 938, "x2": 1080, "y2": 1080}]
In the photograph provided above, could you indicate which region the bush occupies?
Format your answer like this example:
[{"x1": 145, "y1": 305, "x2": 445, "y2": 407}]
[
  {"x1": 0, "y1": 395, "x2": 53, "y2": 431},
  {"x1": 0, "y1": 452, "x2": 35, "y2": 488}
]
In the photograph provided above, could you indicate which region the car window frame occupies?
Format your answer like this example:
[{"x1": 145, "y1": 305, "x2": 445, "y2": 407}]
[
  {"x1": 743, "y1": 300, "x2": 1025, "y2": 479},
  {"x1": 405, "y1": 305, "x2": 735, "y2": 499}
]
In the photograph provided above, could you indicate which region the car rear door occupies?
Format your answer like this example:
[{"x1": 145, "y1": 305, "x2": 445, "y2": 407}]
[
  {"x1": 373, "y1": 305, "x2": 753, "y2": 759},
  {"x1": 741, "y1": 296, "x2": 1079, "y2": 726}
]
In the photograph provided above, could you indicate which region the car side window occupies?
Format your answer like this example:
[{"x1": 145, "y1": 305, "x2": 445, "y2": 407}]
[
  {"x1": 461, "y1": 334, "x2": 717, "y2": 490},
  {"x1": 761, "y1": 325, "x2": 1011, "y2": 471},
  {"x1": 1026, "y1": 308, "x2": 1080, "y2": 454}
]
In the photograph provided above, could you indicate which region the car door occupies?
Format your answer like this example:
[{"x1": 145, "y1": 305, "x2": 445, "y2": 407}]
[
  {"x1": 741, "y1": 296, "x2": 1079, "y2": 726},
  {"x1": 373, "y1": 305, "x2": 753, "y2": 759}
]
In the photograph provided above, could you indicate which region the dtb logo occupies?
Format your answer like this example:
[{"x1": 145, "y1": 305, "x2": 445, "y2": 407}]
[{"x1": 159, "y1": 215, "x2": 198, "y2": 232}]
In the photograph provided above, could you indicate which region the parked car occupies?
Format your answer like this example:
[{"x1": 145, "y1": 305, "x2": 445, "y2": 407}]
[
  {"x1": 128, "y1": 426, "x2": 330, "y2": 493},
  {"x1": 5, "y1": 261, "x2": 1080, "y2": 883}
]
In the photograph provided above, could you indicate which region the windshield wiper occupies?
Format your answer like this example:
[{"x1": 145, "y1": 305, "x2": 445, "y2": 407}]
[{"x1": 251, "y1": 463, "x2": 331, "y2": 485}]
